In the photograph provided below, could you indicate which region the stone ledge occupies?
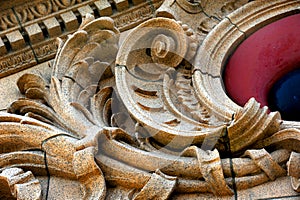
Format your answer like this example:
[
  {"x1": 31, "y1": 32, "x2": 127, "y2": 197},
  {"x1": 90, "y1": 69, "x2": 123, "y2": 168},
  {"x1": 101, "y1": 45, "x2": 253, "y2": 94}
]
[{"x1": 0, "y1": 0, "x2": 162, "y2": 78}]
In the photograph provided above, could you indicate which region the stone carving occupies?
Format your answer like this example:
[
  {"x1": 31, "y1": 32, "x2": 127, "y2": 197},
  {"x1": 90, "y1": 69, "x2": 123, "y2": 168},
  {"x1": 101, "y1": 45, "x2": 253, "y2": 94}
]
[
  {"x1": 156, "y1": 0, "x2": 249, "y2": 44},
  {"x1": 0, "y1": 0, "x2": 77, "y2": 31},
  {"x1": 0, "y1": 167, "x2": 42, "y2": 199},
  {"x1": 113, "y1": 1, "x2": 163, "y2": 31},
  {"x1": 0, "y1": 0, "x2": 163, "y2": 79},
  {"x1": 0, "y1": 9, "x2": 19, "y2": 31},
  {"x1": 1, "y1": 0, "x2": 300, "y2": 199},
  {"x1": 0, "y1": 49, "x2": 36, "y2": 77}
]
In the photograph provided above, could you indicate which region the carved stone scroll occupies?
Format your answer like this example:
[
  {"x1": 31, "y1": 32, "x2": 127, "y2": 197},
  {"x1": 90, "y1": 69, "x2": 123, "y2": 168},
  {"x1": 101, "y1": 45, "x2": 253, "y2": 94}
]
[{"x1": 1, "y1": 0, "x2": 300, "y2": 199}]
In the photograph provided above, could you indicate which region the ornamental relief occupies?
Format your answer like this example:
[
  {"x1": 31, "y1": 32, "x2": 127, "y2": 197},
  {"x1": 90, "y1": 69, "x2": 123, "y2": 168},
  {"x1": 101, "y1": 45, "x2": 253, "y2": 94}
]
[
  {"x1": 0, "y1": 0, "x2": 81, "y2": 31},
  {"x1": 0, "y1": 0, "x2": 300, "y2": 199},
  {"x1": 0, "y1": 0, "x2": 163, "y2": 79},
  {"x1": 156, "y1": 0, "x2": 249, "y2": 44}
]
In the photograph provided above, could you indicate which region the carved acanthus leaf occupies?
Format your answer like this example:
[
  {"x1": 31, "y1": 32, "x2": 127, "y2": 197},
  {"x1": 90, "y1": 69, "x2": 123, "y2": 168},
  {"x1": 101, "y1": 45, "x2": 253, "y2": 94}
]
[
  {"x1": 3, "y1": 16, "x2": 121, "y2": 198},
  {"x1": 8, "y1": 15, "x2": 119, "y2": 138},
  {"x1": 4, "y1": 1, "x2": 300, "y2": 196}
]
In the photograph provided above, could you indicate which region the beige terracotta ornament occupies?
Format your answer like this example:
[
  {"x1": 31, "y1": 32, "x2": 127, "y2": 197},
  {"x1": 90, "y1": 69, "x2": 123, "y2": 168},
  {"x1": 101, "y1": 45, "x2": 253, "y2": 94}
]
[{"x1": 1, "y1": 0, "x2": 300, "y2": 199}]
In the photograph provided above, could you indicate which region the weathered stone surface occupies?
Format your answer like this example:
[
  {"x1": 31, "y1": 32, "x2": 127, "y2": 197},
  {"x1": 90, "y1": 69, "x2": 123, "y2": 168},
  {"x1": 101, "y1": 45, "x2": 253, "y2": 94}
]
[
  {"x1": 78, "y1": 5, "x2": 94, "y2": 19},
  {"x1": 0, "y1": 0, "x2": 300, "y2": 199},
  {"x1": 113, "y1": 0, "x2": 129, "y2": 11},
  {"x1": 60, "y1": 11, "x2": 79, "y2": 32},
  {"x1": 94, "y1": 0, "x2": 113, "y2": 16},
  {"x1": 0, "y1": 38, "x2": 7, "y2": 56},
  {"x1": 43, "y1": 17, "x2": 62, "y2": 38},
  {"x1": 0, "y1": 0, "x2": 163, "y2": 78},
  {"x1": 6, "y1": 30, "x2": 26, "y2": 51},
  {"x1": 25, "y1": 23, "x2": 44, "y2": 44},
  {"x1": 0, "y1": 61, "x2": 52, "y2": 110}
]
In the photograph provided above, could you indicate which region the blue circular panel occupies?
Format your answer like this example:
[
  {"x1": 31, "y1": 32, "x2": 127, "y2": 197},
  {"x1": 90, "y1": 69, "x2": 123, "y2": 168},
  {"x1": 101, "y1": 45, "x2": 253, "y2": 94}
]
[{"x1": 268, "y1": 69, "x2": 300, "y2": 121}]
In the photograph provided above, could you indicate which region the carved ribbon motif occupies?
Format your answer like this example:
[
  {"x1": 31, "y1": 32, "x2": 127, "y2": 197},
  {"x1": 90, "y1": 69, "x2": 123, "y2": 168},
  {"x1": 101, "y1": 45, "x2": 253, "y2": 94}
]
[{"x1": 1, "y1": 0, "x2": 300, "y2": 199}]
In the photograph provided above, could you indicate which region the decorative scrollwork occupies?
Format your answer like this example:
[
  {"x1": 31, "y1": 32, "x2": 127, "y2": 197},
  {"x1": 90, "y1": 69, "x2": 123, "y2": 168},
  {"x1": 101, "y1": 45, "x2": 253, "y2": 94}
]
[
  {"x1": 1, "y1": 0, "x2": 300, "y2": 199},
  {"x1": 0, "y1": 0, "x2": 79, "y2": 30}
]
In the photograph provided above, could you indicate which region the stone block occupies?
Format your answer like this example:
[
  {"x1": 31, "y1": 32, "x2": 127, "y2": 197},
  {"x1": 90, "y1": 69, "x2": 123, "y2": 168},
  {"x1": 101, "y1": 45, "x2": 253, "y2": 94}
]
[
  {"x1": 132, "y1": 0, "x2": 145, "y2": 5},
  {"x1": 24, "y1": 23, "x2": 44, "y2": 44},
  {"x1": 113, "y1": 0, "x2": 129, "y2": 12},
  {"x1": 78, "y1": 5, "x2": 94, "y2": 19},
  {"x1": 5, "y1": 30, "x2": 25, "y2": 51},
  {"x1": 94, "y1": 0, "x2": 113, "y2": 16},
  {"x1": 60, "y1": 11, "x2": 79, "y2": 32},
  {"x1": 43, "y1": 17, "x2": 62, "y2": 38},
  {"x1": 0, "y1": 38, "x2": 7, "y2": 55}
]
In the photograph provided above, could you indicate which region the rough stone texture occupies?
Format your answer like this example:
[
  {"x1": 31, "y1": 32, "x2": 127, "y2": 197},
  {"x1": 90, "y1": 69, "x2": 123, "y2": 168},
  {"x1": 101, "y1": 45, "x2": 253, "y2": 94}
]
[
  {"x1": 60, "y1": 11, "x2": 80, "y2": 32},
  {"x1": 6, "y1": 30, "x2": 26, "y2": 51},
  {"x1": 78, "y1": 5, "x2": 95, "y2": 19},
  {"x1": 94, "y1": 0, "x2": 113, "y2": 16},
  {"x1": 0, "y1": 38, "x2": 7, "y2": 56},
  {"x1": 25, "y1": 24, "x2": 44, "y2": 44},
  {"x1": 0, "y1": 0, "x2": 163, "y2": 78},
  {"x1": 43, "y1": 17, "x2": 62, "y2": 38},
  {"x1": 113, "y1": 0, "x2": 130, "y2": 11},
  {"x1": 0, "y1": 0, "x2": 300, "y2": 199}
]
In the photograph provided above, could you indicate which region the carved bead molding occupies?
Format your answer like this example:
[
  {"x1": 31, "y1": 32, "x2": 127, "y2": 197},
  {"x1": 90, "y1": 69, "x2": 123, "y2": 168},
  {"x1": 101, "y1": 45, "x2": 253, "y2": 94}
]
[
  {"x1": 0, "y1": 0, "x2": 163, "y2": 78},
  {"x1": 1, "y1": 0, "x2": 300, "y2": 199}
]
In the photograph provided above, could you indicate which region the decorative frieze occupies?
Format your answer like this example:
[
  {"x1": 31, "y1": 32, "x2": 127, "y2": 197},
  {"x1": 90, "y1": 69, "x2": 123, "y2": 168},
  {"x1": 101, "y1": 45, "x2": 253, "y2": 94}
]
[
  {"x1": 32, "y1": 38, "x2": 60, "y2": 63},
  {"x1": 0, "y1": 0, "x2": 163, "y2": 78},
  {"x1": 113, "y1": 1, "x2": 161, "y2": 31},
  {"x1": 0, "y1": 47, "x2": 36, "y2": 78}
]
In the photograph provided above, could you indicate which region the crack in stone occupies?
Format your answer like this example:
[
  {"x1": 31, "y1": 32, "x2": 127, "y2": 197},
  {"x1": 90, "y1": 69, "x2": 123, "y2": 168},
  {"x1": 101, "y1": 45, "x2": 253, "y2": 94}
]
[
  {"x1": 62, "y1": 75, "x2": 85, "y2": 90},
  {"x1": 192, "y1": 68, "x2": 221, "y2": 79},
  {"x1": 189, "y1": 1, "x2": 222, "y2": 22},
  {"x1": 41, "y1": 149, "x2": 50, "y2": 200},
  {"x1": 13, "y1": 149, "x2": 51, "y2": 199},
  {"x1": 201, "y1": 10, "x2": 222, "y2": 22},
  {"x1": 11, "y1": 7, "x2": 40, "y2": 64},
  {"x1": 116, "y1": 64, "x2": 163, "y2": 83},
  {"x1": 146, "y1": 0, "x2": 156, "y2": 16},
  {"x1": 120, "y1": 60, "x2": 238, "y2": 198},
  {"x1": 225, "y1": 114, "x2": 238, "y2": 200},
  {"x1": 225, "y1": 16, "x2": 247, "y2": 39},
  {"x1": 40, "y1": 133, "x2": 80, "y2": 199}
]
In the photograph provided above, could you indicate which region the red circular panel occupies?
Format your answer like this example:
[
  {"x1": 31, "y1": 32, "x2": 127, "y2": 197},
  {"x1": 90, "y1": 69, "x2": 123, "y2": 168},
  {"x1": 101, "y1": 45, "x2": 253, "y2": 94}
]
[{"x1": 224, "y1": 14, "x2": 300, "y2": 107}]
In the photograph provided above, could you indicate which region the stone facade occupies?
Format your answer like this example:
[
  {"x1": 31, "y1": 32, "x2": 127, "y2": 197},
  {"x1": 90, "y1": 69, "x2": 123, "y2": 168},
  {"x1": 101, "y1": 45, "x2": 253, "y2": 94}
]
[{"x1": 0, "y1": 0, "x2": 300, "y2": 199}]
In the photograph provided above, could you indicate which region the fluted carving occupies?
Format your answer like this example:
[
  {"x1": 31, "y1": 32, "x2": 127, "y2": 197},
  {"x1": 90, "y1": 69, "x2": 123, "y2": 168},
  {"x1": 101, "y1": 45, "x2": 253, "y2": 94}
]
[{"x1": 1, "y1": 0, "x2": 300, "y2": 199}]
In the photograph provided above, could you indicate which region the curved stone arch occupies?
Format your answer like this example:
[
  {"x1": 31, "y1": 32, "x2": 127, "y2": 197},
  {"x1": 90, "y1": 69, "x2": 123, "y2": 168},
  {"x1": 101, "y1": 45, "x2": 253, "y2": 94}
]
[{"x1": 193, "y1": 0, "x2": 300, "y2": 121}]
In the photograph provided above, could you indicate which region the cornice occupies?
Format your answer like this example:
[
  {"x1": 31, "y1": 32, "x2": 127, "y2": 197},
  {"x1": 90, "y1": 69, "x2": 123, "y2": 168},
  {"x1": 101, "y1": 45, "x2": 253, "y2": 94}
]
[{"x1": 0, "y1": 0, "x2": 163, "y2": 78}]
